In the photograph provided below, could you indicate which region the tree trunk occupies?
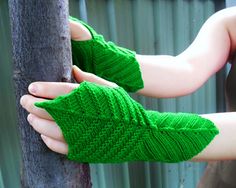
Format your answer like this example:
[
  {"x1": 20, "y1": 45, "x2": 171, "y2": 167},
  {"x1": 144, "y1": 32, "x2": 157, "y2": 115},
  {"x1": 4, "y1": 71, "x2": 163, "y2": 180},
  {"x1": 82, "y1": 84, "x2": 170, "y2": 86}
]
[{"x1": 8, "y1": 0, "x2": 92, "y2": 187}]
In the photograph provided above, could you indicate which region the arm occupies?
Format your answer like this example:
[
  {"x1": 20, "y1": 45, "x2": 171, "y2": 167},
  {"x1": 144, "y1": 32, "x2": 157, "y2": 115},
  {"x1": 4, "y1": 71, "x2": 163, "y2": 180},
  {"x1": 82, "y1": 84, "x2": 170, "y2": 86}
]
[
  {"x1": 194, "y1": 112, "x2": 236, "y2": 161},
  {"x1": 70, "y1": 7, "x2": 235, "y2": 97},
  {"x1": 19, "y1": 7, "x2": 236, "y2": 162},
  {"x1": 19, "y1": 68, "x2": 236, "y2": 162},
  {"x1": 138, "y1": 7, "x2": 236, "y2": 98}
]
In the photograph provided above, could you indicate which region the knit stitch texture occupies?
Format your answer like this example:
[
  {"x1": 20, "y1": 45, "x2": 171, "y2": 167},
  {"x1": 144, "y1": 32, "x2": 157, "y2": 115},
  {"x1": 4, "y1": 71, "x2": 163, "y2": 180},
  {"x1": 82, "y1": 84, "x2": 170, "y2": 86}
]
[
  {"x1": 35, "y1": 82, "x2": 219, "y2": 163},
  {"x1": 70, "y1": 16, "x2": 144, "y2": 92}
]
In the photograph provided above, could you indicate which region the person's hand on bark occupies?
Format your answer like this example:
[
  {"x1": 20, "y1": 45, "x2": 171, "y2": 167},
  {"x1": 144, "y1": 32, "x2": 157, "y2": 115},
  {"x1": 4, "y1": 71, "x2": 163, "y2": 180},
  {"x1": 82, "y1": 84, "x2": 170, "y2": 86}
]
[
  {"x1": 20, "y1": 17, "x2": 142, "y2": 158},
  {"x1": 69, "y1": 16, "x2": 144, "y2": 92},
  {"x1": 20, "y1": 66, "x2": 117, "y2": 155}
]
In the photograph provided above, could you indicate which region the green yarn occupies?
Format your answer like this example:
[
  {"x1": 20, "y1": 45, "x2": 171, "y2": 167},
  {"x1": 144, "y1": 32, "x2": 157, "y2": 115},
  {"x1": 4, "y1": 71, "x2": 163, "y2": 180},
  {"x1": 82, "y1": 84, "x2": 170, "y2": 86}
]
[
  {"x1": 70, "y1": 16, "x2": 144, "y2": 92},
  {"x1": 35, "y1": 82, "x2": 219, "y2": 163}
]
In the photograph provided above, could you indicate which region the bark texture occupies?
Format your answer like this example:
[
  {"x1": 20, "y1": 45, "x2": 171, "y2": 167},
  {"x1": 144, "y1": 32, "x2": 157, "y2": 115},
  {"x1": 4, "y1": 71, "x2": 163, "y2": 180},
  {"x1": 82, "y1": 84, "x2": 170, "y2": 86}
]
[{"x1": 8, "y1": 1, "x2": 92, "y2": 187}]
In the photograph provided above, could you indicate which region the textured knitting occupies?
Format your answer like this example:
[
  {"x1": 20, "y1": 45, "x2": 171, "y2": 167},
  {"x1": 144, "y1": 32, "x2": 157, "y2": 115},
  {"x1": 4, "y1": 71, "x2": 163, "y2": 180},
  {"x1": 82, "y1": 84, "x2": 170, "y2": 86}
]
[
  {"x1": 35, "y1": 82, "x2": 219, "y2": 163},
  {"x1": 70, "y1": 16, "x2": 144, "y2": 92}
]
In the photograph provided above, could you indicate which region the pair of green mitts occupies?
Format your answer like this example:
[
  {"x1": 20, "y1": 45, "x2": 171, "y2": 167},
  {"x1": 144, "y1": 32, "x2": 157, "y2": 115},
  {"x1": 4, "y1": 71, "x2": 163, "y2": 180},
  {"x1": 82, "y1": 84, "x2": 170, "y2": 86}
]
[{"x1": 35, "y1": 17, "x2": 219, "y2": 163}]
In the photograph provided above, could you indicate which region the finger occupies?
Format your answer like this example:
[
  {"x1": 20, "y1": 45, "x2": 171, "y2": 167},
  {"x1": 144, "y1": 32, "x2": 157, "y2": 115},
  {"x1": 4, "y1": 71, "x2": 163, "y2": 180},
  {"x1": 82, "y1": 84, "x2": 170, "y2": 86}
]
[
  {"x1": 27, "y1": 114, "x2": 65, "y2": 142},
  {"x1": 73, "y1": 65, "x2": 118, "y2": 88},
  {"x1": 41, "y1": 135, "x2": 68, "y2": 155},
  {"x1": 20, "y1": 95, "x2": 53, "y2": 120},
  {"x1": 69, "y1": 19, "x2": 92, "y2": 41},
  {"x1": 28, "y1": 82, "x2": 79, "y2": 99}
]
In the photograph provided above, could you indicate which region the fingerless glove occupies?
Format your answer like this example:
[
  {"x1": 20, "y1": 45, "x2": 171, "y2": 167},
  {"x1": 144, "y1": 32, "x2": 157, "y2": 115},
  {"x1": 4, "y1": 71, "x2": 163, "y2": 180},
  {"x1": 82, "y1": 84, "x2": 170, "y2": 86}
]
[
  {"x1": 70, "y1": 16, "x2": 143, "y2": 92},
  {"x1": 35, "y1": 82, "x2": 218, "y2": 163}
]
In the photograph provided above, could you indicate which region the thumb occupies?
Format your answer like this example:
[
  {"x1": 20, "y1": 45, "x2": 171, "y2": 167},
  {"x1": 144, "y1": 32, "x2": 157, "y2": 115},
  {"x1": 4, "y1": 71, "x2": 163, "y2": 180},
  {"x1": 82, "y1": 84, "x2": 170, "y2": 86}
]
[
  {"x1": 69, "y1": 20, "x2": 91, "y2": 41},
  {"x1": 72, "y1": 65, "x2": 118, "y2": 88}
]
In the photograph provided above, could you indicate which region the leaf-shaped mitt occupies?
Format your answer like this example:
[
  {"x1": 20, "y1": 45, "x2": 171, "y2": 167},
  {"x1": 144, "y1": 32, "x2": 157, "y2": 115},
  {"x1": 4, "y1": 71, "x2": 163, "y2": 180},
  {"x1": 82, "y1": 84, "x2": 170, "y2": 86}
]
[
  {"x1": 70, "y1": 16, "x2": 143, "y2": 92},
  {"x1": 35, "y1": 82, "x2": 219, "y2": 163}
]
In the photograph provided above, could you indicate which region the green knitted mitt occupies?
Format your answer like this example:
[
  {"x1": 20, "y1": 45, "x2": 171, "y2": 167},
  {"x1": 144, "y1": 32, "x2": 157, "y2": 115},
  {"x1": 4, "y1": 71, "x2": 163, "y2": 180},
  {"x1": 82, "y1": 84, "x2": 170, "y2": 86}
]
[
  {"x1": 70, "y1": 16, "x2": 143, "y2": 92},
  {"x1": 35, "y1": 82, "x2": 219, "y2": 163}
]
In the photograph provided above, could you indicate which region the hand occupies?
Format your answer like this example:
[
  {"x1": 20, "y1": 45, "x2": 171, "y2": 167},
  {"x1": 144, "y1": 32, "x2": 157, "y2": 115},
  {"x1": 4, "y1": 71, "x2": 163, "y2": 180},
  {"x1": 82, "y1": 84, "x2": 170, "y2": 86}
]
[
  {"x1": 69, "y1": 19, "x2": 91, "y2": 41},
  {"x1": 20, "y1": 66, "x2": 117, "y2": 155}
]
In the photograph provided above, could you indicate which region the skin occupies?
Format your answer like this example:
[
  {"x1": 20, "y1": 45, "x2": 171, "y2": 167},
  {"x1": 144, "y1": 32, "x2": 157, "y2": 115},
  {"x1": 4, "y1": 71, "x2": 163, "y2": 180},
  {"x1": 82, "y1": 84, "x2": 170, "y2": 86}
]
[{"x1": 21, "y1": 7, "x2": 236, "y2": 161}]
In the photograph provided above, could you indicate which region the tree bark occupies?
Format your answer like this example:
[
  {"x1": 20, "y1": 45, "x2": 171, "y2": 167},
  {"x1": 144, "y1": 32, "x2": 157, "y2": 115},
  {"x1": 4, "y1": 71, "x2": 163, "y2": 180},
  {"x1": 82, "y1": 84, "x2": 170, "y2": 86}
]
[{"x1": 8, "y1": 0, "x2": 92, "y2": 187}]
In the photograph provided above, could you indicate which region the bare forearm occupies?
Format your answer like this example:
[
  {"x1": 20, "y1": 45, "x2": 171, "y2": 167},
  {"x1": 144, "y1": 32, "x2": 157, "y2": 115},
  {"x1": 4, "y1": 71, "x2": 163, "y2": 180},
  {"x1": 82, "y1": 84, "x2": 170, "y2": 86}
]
[
  {"x1": 192, "y1": 112, "x2": 236, "y2": 161},
  {"x1": 137, "y1": 55, "x2": 207, "y2": 98},
  {"x1": 136, "y1": 8, "x2": 233, "y2": 98}
]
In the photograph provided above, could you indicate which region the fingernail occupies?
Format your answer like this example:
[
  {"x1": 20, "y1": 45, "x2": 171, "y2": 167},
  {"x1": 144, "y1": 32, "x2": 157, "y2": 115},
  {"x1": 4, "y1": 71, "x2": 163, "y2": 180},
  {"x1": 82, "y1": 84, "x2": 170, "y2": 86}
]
[
  {"x1": 41, "y1": 135, "x2": 47, "y2": 140},
  {"x1": 73, "y1": 65, "x2": 81, "y2": 71},
  {"x1": 29, "y1": 84, "x2": 37, "y2": 94},
  {"x1": 20, "y1": 96, "x2": 25, "y2": 107},
  {"x1": 27, "y1": 114, "x2": 33, "y2": 123}
]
